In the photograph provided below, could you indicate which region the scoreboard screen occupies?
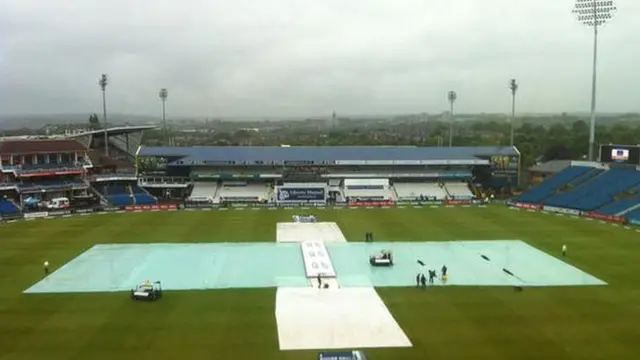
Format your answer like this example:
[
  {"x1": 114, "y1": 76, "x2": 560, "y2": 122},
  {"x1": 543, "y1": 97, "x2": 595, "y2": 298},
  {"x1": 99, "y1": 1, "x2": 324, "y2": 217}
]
[{"x1": 599, "y1": 145, "x2": 640, "y2": 165}]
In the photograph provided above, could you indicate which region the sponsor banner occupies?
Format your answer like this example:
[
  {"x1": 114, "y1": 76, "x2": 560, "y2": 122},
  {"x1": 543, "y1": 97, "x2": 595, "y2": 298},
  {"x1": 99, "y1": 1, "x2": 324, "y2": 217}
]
[
  {"x1": 24, "y1": 212, "x2": 48, "y2": 219},
  {"x1": 184, "y1": 203, "x2": 216, "y2": 209},
  {"x1": 542, "y1": 206, "x2": 581, "y2": 216},
  {"x1": 230, "y1": 203, "x2": 249, "y2": 208},
  {"x1": 124, "y1": 204, "x2": 178, "y2": 211},
  {"x1": 0, "y1": 213, "x2": 24, "y2": 221},
  {"x1": 277, "y1": 187, "x2": 326, "y2": 202},
  {"x1": 514, "y1": 202, "x2": 542, "y2": 211},
  {"x1": 445, "y1": 199, "x2": 473, "y2": 205},
  {"x1": 103, "y1": 207, "x2": 121, "y2": 212},
  {"x1": 348, "y1": 200, "x2": 395, "y2": 207},
  {"x1": 583, "y1": 212, "x2": 626, "y2": 224},
  {"x1": 47, "y1": 210, "x2": 72, "y2": 217},
  {"x1": 74, "y1": 208, "x2": 94, "y2": 214},
  {"x1": 301, "y1": 241, "x2": 336, "y2": 278},
  {"x1": 408, "y1": 201, "x2": 442, "y2": 206},
  {"x1": 630, "y1": 219, "x2": 640, "y2": 226},
  {"x1": 18, "y1": 170, "x2": 85, "y2": 178}
]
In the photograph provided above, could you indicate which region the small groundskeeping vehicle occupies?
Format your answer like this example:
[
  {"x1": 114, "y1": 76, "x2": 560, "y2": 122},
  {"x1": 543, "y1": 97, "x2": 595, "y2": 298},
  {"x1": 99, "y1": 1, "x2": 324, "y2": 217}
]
[
  {"x1": 131, "y1": 280, "x2": 163, "y2": 301},
  {"x1": 369, "y1": 250, "x2": 393, "y2": 267}
]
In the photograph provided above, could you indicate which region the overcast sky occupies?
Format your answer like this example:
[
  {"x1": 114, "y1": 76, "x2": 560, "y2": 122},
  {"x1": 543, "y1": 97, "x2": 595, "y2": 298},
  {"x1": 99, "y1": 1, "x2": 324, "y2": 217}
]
[{"x1": 1, "y1": 0, "x2": 638, "y2": 117}]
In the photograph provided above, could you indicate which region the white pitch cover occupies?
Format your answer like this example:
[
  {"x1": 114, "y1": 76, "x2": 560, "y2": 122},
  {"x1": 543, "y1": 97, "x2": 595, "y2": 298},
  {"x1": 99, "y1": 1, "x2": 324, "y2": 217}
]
[{"x1": 301, "y1": 241, "x2": 336, "y2": 278}]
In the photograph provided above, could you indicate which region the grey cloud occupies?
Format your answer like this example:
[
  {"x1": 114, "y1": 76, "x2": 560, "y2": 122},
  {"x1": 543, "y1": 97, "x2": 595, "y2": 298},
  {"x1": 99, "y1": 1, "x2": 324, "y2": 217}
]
[{"x1": 1, "y1": 0, "x2": 639, "y2": 118}]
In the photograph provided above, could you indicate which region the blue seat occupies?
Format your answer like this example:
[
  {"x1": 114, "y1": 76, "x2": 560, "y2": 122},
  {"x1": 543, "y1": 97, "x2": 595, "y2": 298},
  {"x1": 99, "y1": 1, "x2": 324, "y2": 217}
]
[
  {"x1": 597, "y1": 193, "x2": 640, "y2": 215},
  {"x1": 132, "y1": 185, "x2": 157, "y2": 205},
  {"x1": 0, "y1": 198, "x2": 20, "y2": 215},
  {"x1": 544, "y1": 168, "x2": 640, "y2": 211},
  {"x1": 625, "y1": 207, "x2": 640, "y2": 221},
  {"x1": 134, "y1": 194, "x2": 157, "y2": 205},
  {"x1": 108, "y1": 194, "x2": 133, "y2": 206},
  {"x1": 515, "y1": 166, "x2": 594, "y2": 203}
]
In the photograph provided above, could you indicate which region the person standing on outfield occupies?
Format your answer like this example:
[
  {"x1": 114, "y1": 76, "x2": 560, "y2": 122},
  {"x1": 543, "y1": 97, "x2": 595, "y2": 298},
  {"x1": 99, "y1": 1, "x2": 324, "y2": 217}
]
[
  {"x1": 441, "y1": 265, "x2": 448, "y2": 284},
  {"x1": 43, "y1": 261, "x2": 49, "y2": 275},
  {"x1": 562, "y1": 244, "x2": 567, "y2": 257},
  {"x1": 428, "y1": 270, "x2": 436, "y2": 284}
]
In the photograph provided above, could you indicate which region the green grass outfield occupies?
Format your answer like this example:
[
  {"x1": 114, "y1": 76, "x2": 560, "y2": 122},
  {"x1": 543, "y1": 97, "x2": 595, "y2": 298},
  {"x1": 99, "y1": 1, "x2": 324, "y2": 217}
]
[{"x1": 1, "y1": 206, "x2": 640, "y2": 360}]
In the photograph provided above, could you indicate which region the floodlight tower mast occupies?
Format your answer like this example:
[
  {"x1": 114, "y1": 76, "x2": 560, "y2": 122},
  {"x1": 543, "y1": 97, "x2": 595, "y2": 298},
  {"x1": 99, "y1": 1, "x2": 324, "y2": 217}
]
[
  {"x1": 447, "y1": 91, "x2": 457, "y2": 147},
  {"x1": 509, "y1": 79, "x2": 518, "y2": 147},
  {"x1": 98, "y1": 74, "x2": 109, "y2": 157},
  {"x1": 159, "y1": 88, "x2": 169, "y2": 145},
  {"x1": 573, "y1": 0, "x2": 616, "y2": 161}
]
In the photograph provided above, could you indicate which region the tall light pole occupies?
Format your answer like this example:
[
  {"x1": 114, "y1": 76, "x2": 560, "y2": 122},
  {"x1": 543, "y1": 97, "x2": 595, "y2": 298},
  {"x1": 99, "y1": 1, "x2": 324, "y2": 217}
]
[
  {"x1": 573, "y1": 0, "x2": 616, "y2": 161},
  {"x1": 509, "y1": 79, "x2": 518, "y2": 147},
  {"x1": 98, "y1": 74, "x2": 109, "y2": 156},
  {"x1": 447, "y1": 91, "x2": 457, "y2": 147},
  {"x1": 159, "y1": 88, "x2": 168, "y2": 145}
]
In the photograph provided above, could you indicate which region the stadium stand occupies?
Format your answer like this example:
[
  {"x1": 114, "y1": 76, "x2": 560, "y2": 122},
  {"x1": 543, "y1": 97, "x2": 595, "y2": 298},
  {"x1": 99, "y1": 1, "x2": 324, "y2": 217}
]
[
  {"x1": 343, "y1": 179, "x2": 392, "y2": 201},
  {"x1": 66, "y1": 126, "x2": 153, "y2": 173},
  {"x1": 188, "y1": 182, "x2": 218, "y2": 203},
  {"x1": 444, "y1": 182, "x2": 474, "y2": 199},
  {"x1": 94, "y1": 184, "x2": 157, "y2": 206},
  {"x1": 394, "y1": 182, "x2": 447, "y2": 201},
  {"x1": 515, "y1": 166, "x2": 597, "y2": 204},
  {"x1": 0, "y1": 197, "x2": 21, "y2": 218},
  {"x1": 543, "y1": 167, "x2": 640, "y2": 211},
  {"x1": 621, "y1": 206, "x2": 640, "y2": 222},
  {"x1": 0, "y1": 138, "x2": 92, "y2": 209},
  {"x1": 135, "y1": 145, "x2": 519, "y2": 207},
  {"x1": 219, "y1": 182, "x2": 270, "y2": 203},
  {"x1": 595, "y1": 186, "x2": 640, "y2": 215}
]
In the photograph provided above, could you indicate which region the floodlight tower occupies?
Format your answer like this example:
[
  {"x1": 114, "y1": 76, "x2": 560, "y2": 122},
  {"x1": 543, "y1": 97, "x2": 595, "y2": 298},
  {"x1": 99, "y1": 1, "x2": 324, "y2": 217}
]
[
  {"x1": 573, "y1": 0, "x2": 616, "y2": 161},
  {"x1": 159, "y1": 88, "x2": 169, "y2": 145},
  {"x1": 509, "y1": 79, "x2": 518, "y2": 147},
  {"x1": 447, "y1": 91, "x2": 457, "y2": 147},
  {"x1": 98, "y1": 74, "x2": 109, "y2": 156}
]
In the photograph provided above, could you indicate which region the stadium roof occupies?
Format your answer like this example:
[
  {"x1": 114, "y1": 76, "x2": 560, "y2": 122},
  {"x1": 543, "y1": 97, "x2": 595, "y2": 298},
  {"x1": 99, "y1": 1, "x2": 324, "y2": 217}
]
[
  {"x1": 137, "y1": 146, "x2": 519, "y2": 163},
  {"x1": 65, "y1": 126, "x2": 156, "y2": 138},
  {"x1": 528, "y1": 160, "x2": 572, "y2": 173},
  {"x1": 0, "y1": 139, "x2": 86, "y2": 154}
]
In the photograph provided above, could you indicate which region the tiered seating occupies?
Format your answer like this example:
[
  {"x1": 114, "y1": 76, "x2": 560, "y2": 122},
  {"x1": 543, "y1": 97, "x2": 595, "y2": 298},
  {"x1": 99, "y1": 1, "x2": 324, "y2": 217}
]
[
  {"x1": 544, "y1": 168, "x2": 640, "y2": 211},
  {"x1": 189, "y1": 182, "x2": 218, "y2": 202},
  {"x1": 218, "y1": 183, "x2": 269, "y2": 202},
  {"x1": 0, "y1": 198, "x2": 21, "y2": 217},
  {"x1": 597, "y1": 193, "x2": 640, "y2": 215},
  {"x1": 444, "y1": 182, "x2": 474, "y2": 199},
  {"x1": 394, "y1": 182, "x2": 447, "y2": 200},
  {"x1": 515, "y1": 166, "x2": 594, "y2": 203},
  {"x1": 623, "y1": 207, "x2": 640, "y2": 222},
  {"x1": 131, "y1": 185, "x2": 157, "y2": 205},
  {"x1": 17, "y1": 163, "x2": 85, "y2": 174},
  {"x1": 343, "y1": 179, "x2": 392, "y2": 201},
  {"x1": 95, "y1": 184, "x2": 156, "y2": 206},
  {"x1": 20, "y1": 179, "x2": 86, "y2": 191},
  {"x1": 101, "y1": 185, "x2": 133, "y2": 206}
]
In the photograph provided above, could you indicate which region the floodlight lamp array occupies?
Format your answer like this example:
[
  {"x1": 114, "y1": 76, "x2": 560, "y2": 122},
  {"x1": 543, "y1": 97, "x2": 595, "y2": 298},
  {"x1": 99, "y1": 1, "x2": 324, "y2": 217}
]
[
  {"x1": 98, "y1": 74, "x2": 109, "y2": 89},
  {"x1": 159, "y1": 88, "x2": 168, "y2": 100},
  {"x1": 573, "y1": 0, "x2": 616, "y2": 27},
  {"x1": 448, "y1": 91, "x2": 457, "y2": 102}
]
